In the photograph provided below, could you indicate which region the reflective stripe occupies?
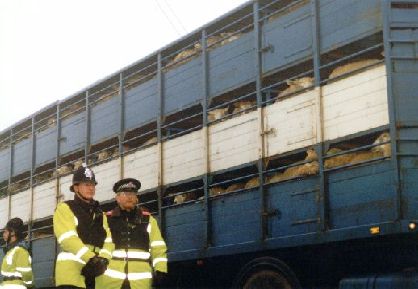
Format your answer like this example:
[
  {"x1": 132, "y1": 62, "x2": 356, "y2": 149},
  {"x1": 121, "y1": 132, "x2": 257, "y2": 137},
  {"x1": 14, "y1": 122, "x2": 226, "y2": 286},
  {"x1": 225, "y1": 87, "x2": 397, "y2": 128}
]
[
  {"x1": 74, "y1": 216, "x2": 78, "y2": 226},
  {"x1": 112, "y1": 250, "x2": 150, "y2": 260},
  {"x1": 76, "y1": 246, "x2": 89, "y2": 259},
  {"x1": 1, "y1": 284, "x2": 27, "y2": 289},
  {"x1": 104, "y1": 237, "x2": 113, "y2": 243},
  {"x1": 16, "y1": 267, "x2": 32, "y2": 272},
  {"x1": 147, "y1": 223, "x2": 151, "y2": 233},
  {"x1": 152, "y1": 257, "x2": 168, "y2": 267},
  {"x1": 58, "y1": 230, "x2": 78, "y2": 243},
  {"x1": 99, "y1": 248, "x2": 112, "y2": 257},
  {"x1": 23, "y1": 280, "x2": 32, "y2": 285},
  {"x1": 104, "y1": 269, "x2": 152, "y2": 280},
  {"x1": 150, "y1": 240, "x2": 166, "y2": 247},
  {"x1": 56, "y1": 252, "x2": 86, "y2": 264},
  {"x1": 28, "y1": 255, "x2": 32, "y2": 264},
  {"x1": 6, "y1": 247, "x2": 18, "y2": 265},
  {"x1": 1, "y1": 271, "x2": 23, "y2": 278}
]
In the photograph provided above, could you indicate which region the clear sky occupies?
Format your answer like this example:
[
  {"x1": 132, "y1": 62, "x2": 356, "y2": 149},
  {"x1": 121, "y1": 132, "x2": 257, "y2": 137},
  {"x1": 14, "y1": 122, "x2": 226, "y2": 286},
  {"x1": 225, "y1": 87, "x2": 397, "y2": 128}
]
[{"x1": 0, "y1": 0, "x2": 248, "y2": 132}]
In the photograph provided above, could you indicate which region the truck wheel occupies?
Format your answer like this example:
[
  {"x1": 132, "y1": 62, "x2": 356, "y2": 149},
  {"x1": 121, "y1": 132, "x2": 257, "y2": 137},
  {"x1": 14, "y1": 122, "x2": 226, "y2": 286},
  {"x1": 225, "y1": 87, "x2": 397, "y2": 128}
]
[{"x1": 233, "y1": 257, "x2": 301, "y2": 289}]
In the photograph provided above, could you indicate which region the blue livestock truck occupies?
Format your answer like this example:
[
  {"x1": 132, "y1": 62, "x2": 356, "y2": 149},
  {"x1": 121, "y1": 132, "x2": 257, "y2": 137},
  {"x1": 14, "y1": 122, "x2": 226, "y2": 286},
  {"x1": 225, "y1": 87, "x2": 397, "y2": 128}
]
[{"x1": 1, "y1": 0, "x2": 418, "y2": 288}]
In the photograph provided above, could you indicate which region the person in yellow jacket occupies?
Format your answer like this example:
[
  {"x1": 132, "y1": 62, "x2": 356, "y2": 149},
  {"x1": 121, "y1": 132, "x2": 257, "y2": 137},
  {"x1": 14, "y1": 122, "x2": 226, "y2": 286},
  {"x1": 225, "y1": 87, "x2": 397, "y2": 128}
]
[
  {"x1": 96, "y1": 178, "x2": 168, "y2": 289},
  {"x1": 1, "y1": 218, "x2": 33, "y2": 289},
  {"x1": 53, "y1": 164, "x2": 114, "y2": 289}
]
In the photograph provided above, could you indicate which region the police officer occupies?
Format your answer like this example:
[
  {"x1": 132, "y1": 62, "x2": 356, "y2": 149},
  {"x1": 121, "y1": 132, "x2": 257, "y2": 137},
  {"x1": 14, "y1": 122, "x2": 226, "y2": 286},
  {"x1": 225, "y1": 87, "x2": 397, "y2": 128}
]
[
  {"x1": 53, "y1": 164, "x2": 114, "y2": 289},
  {"x1": 96, "y1": 178, "x2": 168, "y2": 289},
  {"x1": 1, "y1": 218, "x2": 33, "y2": 289}
]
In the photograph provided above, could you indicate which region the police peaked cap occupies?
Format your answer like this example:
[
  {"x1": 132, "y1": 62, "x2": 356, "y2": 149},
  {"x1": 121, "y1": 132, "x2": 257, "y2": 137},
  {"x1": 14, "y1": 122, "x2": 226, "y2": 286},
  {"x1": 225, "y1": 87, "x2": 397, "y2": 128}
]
[
  {"x1": 5, "y1": 217, "x2": 26, "y2": 239},
  {"x1": 70, "y1": 164, "x2": 97, "y2": 192},
  {"x1": 113, "y1": 178, "x2": 141, "y2": 193}
]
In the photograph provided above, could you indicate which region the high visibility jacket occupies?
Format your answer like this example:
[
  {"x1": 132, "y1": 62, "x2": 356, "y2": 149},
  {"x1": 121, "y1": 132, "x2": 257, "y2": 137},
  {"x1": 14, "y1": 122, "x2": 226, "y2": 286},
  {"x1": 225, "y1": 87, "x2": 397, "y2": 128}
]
[
  {"x1": 1, "y1": 243, "x2": 33, "y2": 289},
  {"x1": 96, "y1": 207, "x2": 168, "y2": 289},
  {"x1": 53, "y1": 196, "x2": 114, "y2": 288}
]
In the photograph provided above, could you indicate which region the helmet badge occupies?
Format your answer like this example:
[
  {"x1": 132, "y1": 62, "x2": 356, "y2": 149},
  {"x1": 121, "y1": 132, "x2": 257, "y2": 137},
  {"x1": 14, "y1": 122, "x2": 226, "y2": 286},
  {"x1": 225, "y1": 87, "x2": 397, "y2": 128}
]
[{"x1": 84, "y1": 168, "x2": 93, "y2": 179}]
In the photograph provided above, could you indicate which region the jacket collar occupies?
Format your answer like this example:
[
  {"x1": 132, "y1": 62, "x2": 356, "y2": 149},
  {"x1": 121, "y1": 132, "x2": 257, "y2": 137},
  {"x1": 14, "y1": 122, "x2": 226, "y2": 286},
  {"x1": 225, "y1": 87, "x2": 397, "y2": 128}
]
[{"x1": 74, "y1": 194, "x2": 99, "y2": 211}]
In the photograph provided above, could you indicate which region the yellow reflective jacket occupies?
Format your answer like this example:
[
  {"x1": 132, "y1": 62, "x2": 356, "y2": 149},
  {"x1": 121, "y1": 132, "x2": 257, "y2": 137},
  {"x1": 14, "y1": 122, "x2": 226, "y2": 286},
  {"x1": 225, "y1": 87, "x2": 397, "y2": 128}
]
[
  {"x1": 96, "y1": 208, "x2": 167, "y2": 289},
  {"x1": 1, "y1": 243, "x2": 33, "y2": 289},
  {"x1": 53, "y1": 199, "x2": 114, "y2": 288}
]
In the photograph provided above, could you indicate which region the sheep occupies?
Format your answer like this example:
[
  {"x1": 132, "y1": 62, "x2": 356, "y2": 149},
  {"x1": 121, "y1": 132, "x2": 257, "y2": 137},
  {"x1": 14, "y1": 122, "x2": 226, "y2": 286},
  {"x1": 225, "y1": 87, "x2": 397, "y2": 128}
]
[
  {"x1": 325, "y1": 133, "x2": 391, "y2": 169},
  {"x1": 224, "y1": 182, "x2": 246, "y2": 193},
  {"x1": 208, "y1": 107, "x2": 229, "y2": 122},
  {"x1": 166, "y1": 47, "x2": 200, "y2": 69},
  {"x1": 231, "y1": 100, "x2": 255, "y2": 115},
  {"x1": 167, "y1": 32, "x2": 242, "y2": 69},
  {"x1": 329, "y1": 59, "x2": 381, "y2": 79},
  {"x1": 8, "y1": 182, "x2": 23, "y2": 193},
  {"x1": 111, "y1": 147, "x2": 120, "y2": 158},
  {"x1": 97, "y1": 150, "x2": 110, "y2": 162},
  {"x1": 278, "y1": 77, "x2": 314, "y2": 97},
  {"x1": 54, "y1": 164, "x2": 73, "y2": 177},
  {"x1": 244, "y1": 177, "x2": 260, "y2": 189},
  {"x1": 219, "y1": 32, "x2": 242, "y2": 46},
  {"x1": 324, "y1": 148, "x2": 353, "y2": 169},
  {"x1": 173, "y1": 192, "x2": 196, "y2": 205},
  {"x1": 371, "y1": 132, "x2": 391, "y2": 157},
  {"x1": 209, "y1": 186, "x2": 225, "y2": 197},
  {"x1": 142, "y1": 136, "x2": 158, "y2": 147},
  {"x1": 73, "y1": 159, "x2": 84, "y2": 170},
  {"x1": 266, "y1": 148, "x2": 319, "y2": 184}
]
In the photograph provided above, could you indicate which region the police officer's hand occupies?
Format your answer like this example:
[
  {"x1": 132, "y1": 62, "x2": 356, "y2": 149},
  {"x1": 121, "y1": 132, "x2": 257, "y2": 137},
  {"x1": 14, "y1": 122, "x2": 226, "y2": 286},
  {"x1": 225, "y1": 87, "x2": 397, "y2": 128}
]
[
  {"x1": 153, "y1": 271, "x2": 168, "y2": 287},
  {"x1": 82, "y1": 256, "x2": 109, "y2": 278}
]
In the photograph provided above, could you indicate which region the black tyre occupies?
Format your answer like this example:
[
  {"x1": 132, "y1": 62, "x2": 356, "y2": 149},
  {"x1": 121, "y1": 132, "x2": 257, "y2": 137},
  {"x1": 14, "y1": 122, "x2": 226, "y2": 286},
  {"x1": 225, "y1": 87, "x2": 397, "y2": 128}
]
[{"x1": 233, "y1": 257, "x2": 301, "y2": 289}]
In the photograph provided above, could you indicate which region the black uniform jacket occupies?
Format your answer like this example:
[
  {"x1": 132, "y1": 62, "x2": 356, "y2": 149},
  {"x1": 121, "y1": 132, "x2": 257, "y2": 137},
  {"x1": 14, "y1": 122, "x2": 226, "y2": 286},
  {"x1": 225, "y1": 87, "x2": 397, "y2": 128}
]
[
  {"x1": 65, "y1": 195, "x2": 106, "y2": 248},
  {"x1": 106, "y1": 206, "x2": 150, "y2": 252}
]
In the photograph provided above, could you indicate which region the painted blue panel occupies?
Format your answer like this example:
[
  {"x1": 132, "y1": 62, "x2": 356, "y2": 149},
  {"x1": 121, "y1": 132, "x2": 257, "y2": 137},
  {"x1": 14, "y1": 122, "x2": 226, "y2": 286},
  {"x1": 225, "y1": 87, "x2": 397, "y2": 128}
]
[
  {"x1": 319, "y1": 0, "x2": 381, "y2": 53},
  {"x1": 13, "y1": 138, "x2": 31, "y2": 176},
  {"x1": 328, "y1": 161, "x2": 395, "y2": 229},
  {"x1": 32, "y1": 237, "x2": 55, "y2": 288},
  {"x1": 392, "y1": 7, "x2": 418, "y2": 24},
  {"x1": 0, "y1": 148, "x2": 10, "y2": 181},
  {"x1": 125, "y1": 78, "x2": 158, "y2": 130},
  {"x1": 60, "y1": 113, "x2": 85, "y2": 155},
  {"x1": 35, "y1": 126, "x2": 56, "y2": 166},
  {"x1": 164, "y1": 57, "x2": 203, "y2": 114},
  {"x1": 262, "y1": 2, "x2": 312, "y2": 73},
  {"x1": 209, "y1": 32, "x2": 255, "y2": 98},
  {"x1": 403, "y1": 169, "x2": 418, "y2": 220},
  {"x1": 391, "y1": 30, "x2": 418, "y2": 60},
  {"x1": 211, "y1": 190, "x2": 260, "y2": 246},
  {"x1": 392, "y1": 74, "x2": 418, "y2": 124},
  {"x1": 165, "y1": 202, "x2": 206, "y2": 252},
  {"x1": 91, "y1": 96, "x2": 119, "y2": 144},
  {"x1": 268, "y1": 177, "x2": 319, "y2": 238}
]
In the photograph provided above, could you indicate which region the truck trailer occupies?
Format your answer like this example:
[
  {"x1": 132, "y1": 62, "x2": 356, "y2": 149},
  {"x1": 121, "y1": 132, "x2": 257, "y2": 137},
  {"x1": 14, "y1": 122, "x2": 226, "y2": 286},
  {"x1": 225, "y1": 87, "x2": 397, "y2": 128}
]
[{"x1": 1, "y1": 0, "x2": 418, "y2": 288}]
